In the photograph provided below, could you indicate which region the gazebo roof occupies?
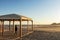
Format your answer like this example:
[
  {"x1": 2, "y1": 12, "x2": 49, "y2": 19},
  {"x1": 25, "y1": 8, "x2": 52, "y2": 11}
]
[{"x1": 0, "y1": 14, "x2": 32, "y2": 21}]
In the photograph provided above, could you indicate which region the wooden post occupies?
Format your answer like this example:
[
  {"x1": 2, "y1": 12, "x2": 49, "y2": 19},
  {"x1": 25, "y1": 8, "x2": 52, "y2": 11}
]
[
  {"x1": 32, "y1": 20, "x2": 33, "y2": 31},
  {"x1": 0, "y1": 21, "x2": 2, "y2": 35},
  {"x1": 1, "y1": 20, "x2": 4, "y2": 36},
  {"x1": 9, "y1": 21, "x2": 11, "y2": 31},
  {"x1": 20, "y1": 17, "x2": 22, "y2": 37},
  {"x1": 27, "y1": 20, "x2": 29, "y2": 33},
  {"x1": 0, "y1": 21, "x2": 1, "y2": 33},
  {"x1": 13, "y1": 20, "x2": 15, "y2": 33}
]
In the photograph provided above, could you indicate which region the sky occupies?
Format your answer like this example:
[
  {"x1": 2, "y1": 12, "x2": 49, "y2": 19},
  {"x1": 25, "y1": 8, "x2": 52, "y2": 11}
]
[{"x1": 0, "y1": 0, "x2": 60, "y2": 24}]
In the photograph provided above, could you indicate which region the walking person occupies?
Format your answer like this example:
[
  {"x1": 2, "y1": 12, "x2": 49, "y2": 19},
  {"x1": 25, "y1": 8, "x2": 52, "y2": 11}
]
[{"x1": 15, "y1": 25, "x2": 17, "y2": 35}]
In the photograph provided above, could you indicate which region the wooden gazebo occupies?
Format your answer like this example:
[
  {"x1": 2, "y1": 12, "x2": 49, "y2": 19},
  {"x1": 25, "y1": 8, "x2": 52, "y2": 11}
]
[{"x1": 0, "y1": 14, "x2": 33, "y2": 38}]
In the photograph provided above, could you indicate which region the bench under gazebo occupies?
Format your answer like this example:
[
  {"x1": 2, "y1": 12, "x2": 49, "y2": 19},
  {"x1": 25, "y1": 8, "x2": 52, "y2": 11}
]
[{"x1": 0, "y1": 14, "x2": 33, "y2": 39}]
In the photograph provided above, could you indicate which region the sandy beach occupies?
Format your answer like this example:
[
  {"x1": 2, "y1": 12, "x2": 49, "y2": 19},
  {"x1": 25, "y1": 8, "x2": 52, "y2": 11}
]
[
  {"x1": 0, "y1": 25, "x2": 60, "y2": 40},
  {"x1": 18, "y1": 25, "x2": 60, "y2": 40}
]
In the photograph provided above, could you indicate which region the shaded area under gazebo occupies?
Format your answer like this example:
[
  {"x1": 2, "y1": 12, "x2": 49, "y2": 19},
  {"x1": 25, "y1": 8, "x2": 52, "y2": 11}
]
[{"x1": 0, "y1": 14, "x2": 33, "y2": 39}]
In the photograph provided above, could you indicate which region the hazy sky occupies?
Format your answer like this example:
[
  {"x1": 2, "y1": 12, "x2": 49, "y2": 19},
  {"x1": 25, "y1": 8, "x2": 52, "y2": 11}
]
[{"x1": 0, "y1": 0, "x2": 60, "y2": 24}]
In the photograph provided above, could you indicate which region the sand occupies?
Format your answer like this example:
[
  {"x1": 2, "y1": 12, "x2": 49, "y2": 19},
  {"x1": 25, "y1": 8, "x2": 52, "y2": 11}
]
[
  {"x1": 0, "y1": 25, "x2": 60, "y2": 40},
  {"x1": 1, "y1": 30, "x2": 60, "y2": 40},
  {"x1": 18, "y1": 31, "x2": 60, "y2": 40},
  {"x1": 34, "y1": 26, "x2": 60, "y2": 32},
  {"x1": 17, "y1": 25, "x2": 60, "y2": 40}
]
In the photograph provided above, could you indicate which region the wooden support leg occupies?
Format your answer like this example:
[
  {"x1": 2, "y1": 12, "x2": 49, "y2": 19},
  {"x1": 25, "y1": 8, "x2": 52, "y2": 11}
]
[
  {"x1": 1, "y1": 20, "x2": 4, "y2": 36},
  {"x1": 0, "y1": 21, "x2": 1, "y2": 33},
  {"x1": 20, "y1": 18, "x2": 22, "y2": 37},
  {"x1": 27, "y1": 20, "x2": 29, "y2": 33},
  {"x1": 32, "y1": 20, "x2": 33, "y2": 31},
  {"x1": 9, "y1": 21, "x2": 11, "y2": 31},
  {"x1": 13, "y1": 20, "x2": 15, "y2": 33}
]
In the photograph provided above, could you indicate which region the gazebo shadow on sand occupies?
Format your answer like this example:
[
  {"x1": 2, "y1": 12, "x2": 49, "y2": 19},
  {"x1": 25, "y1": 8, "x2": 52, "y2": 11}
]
[{"x1": 0, "y1": 14, "x2": 33, "y2": 40}]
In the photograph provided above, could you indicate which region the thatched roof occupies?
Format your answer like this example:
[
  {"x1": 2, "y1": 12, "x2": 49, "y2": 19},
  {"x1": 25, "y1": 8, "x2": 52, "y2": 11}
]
[{"x1": 0, "y1": 14, "x2": 32, "y2": 21}]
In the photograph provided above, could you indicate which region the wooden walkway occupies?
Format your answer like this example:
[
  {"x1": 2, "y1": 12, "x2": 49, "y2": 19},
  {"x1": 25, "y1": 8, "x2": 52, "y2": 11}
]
[
  {"x1": 0, "y1": 31, "x2": 17, "y2": 40},
  {"x1": 0, "y1": 29, "x2": 33, "y2": 40}
]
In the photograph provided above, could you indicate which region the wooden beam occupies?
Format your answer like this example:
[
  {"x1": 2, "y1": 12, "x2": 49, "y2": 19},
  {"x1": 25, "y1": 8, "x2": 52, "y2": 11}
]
[
  {"x1": 9, "y1": 21, "x2": 11, "y2": 31},
  {"x1": 1, "y1": 20, "x2": 4, "y2": 36},
  {"x1": 0, "y1": 21, "x2": 2, "y2": 35},
  {"x1": 27, "y1": 20, "x2": 29, "y2": 33},
  {"x1": 13, "y1": 20, "x2": 15, "y2": 33},
  {"x1": 22, "y1": 31, "x2": 33, "y2": 37},
  {"x1": 0, "y1": 21, "x2": 1, "y2": 33},
  {"x1": 32, "y1": 20, "x2": 33, "y2": 31},
  {"x1": 20, "y1": 17, "x2": 22, "y2": 37}
]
